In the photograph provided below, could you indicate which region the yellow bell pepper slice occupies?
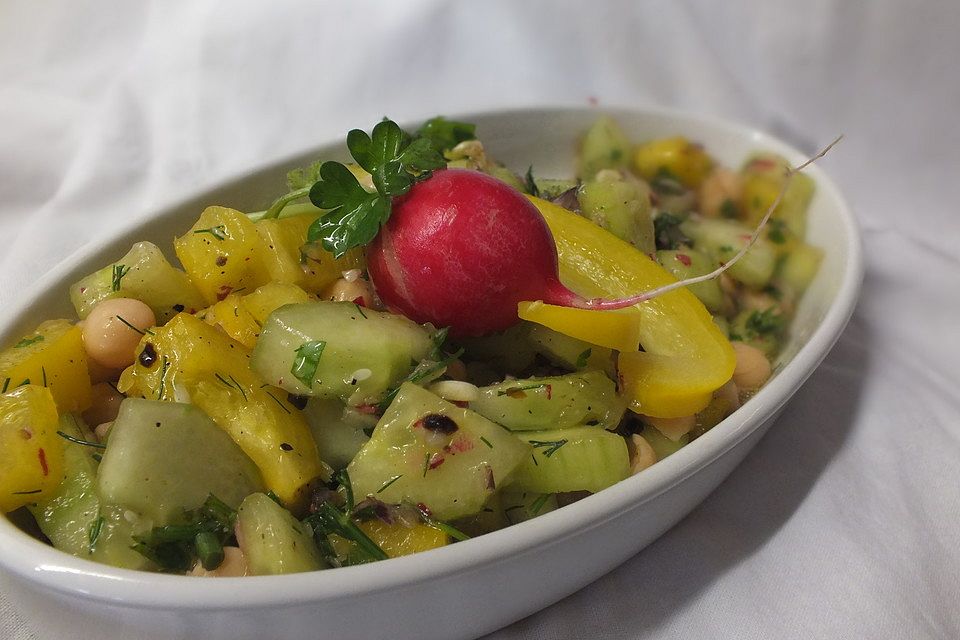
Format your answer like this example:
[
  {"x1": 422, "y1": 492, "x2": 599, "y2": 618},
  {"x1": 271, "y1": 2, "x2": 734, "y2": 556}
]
[
  {"x1": 518, "y1": 301, "x2": 641, "y2": 352},
  {"x1": 0, "y1": 320, "x2": 92, "y2": 413},
  {"x1": 0, "y1": 385, "x2": 65, "y2": 511},
  {"x1": 527, "y1": 196, "x2": 735, "y2": 417}
]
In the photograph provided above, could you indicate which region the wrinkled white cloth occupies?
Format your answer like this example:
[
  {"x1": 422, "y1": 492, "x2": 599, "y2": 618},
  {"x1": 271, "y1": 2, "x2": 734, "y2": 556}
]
[{"x1": 1, "y1": 1, "x2": 958, "y2": 638}]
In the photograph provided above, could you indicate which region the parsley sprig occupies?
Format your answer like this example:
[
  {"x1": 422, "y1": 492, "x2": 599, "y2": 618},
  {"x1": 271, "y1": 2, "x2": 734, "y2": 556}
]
[{"x1": 306, "y1": 117, "x2": 475, "y2": 258}]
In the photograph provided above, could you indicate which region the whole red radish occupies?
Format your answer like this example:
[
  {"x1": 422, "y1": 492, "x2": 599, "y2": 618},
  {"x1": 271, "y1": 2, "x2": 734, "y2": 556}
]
[{"x1": 366, "y1": 168, "x2": 578, "y2": 337}]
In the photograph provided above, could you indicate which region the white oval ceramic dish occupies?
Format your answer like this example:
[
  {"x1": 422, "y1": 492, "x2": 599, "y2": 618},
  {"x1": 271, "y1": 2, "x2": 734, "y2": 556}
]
[{"x1": 0, "y1": 107, "x2": 862, "y2": 640}]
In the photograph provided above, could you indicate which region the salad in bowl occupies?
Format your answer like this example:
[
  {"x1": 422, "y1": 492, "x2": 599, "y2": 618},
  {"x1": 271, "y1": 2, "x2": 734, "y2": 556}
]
[{"x1": 0, "y1": 113, "x2": 826, "y2": 579}]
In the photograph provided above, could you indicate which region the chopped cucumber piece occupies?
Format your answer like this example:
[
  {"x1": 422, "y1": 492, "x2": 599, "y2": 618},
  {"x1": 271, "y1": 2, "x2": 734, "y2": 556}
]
[
  {"x1": 680, "y1": 217, "x2": 777, "y2": 288},
  {"x1": 729, "y1": 308, "x2": 783, "y2": 358},
  {"x1": 303, "y1": 398, "x2": 374, "y2": 470},
  {"x1": 458, "y1": 322, "x2": 537, "y2": 375},
  {"x1": 237, "y1": 493, "x2": 325, "y2": 575},
  {"x1": 510, "y1": 427, "x2": 629, "y2": 494},
  {"x1": 533, "y1": 178, "x2": 578, "y2": 200},
  {"x1": 640, "y1": 425, "x2": 688, "y2": 459},
  {"x1": 527, "y1": 325, "x2": 613, "y2": 374},
  {"x1": 776, "y1": 241, "x2": 823, "y2": 296},
  {"x1": 70, "y1": 241, "x2": 206, "y2": 323},
  {"x1": 656, "y1": 248, "x2": 724, "y2": 313},
  {"x1": 741, "y1": 153, "x2": 815, "y2": 238},
  {"x1": 251, "y1": 301, "x2": 433, "y2": 405},
  {"x1": 470, "y1": 371, "x2": 624, "y2": 431},
  {"x1": 98, "y1": 399, "x2": 265, "y2": 524},
  {"x1": 347, "y1": 383, "x2": 530, "y2": 520},
  {"x1": 500, "y1": 489, "x2": 559, "y2": 524},
  {"x1": 578, "y1": 116, "x2": 631, "y2": 179},
  {"x1": 578, "y1": 172, "x2": 655, "y2": 254}
]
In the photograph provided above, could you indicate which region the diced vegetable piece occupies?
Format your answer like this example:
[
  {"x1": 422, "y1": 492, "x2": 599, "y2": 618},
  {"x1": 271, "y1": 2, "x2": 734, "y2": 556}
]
[
  {"x1": 679, "y1": 217, "x2": 777, "y2": 288},
  {"x1": 500, "y1": 489, "x2": 559, "y2": 524},
  {"x1": 532, "y1": 178, "x2": 578, "y2": 200},
  {"x1": 577, "y1": 171, "x2": 655, "y2": 254},
  {"x1": 303, "y1": 398, "x2": 374, "y2": 470},
  {"x1": 204, "y1": 282, "x2": 314, "y2": 349},
  {"x1": 98, "y1": 399, "x2": 264, "y2": 524},
  {"x1": 332, "y1": 519, "x2": 448, "y2": 560},
  {"x1": 348, "y1": 383, "x2": 530, "y2": 520},
  {"x1": 0, "y1": 386, "x2": 65, "y2": 511},
  {"x1": 633, "y1": 136, "x2": 713, "y2": 188},
  {"x1": 255, "y1": 213, "x2": 364, "y2": 294},
  {"x1": 29, "y1": 414, "x2": 101, "y2": 555},
  {"x1": 528, "y1": 197, "x2": 735, "y2": 418},
  {"x1": 655, "y1": 249, "x2": 724, "y2": 313},
  {"x1": 510, "y1": 427, "x2": 629, "y2": 494},
  {"x1": 776, "y1": 241, "x2": 824, "y2": 296},
  {"x1": 729, "y1": 308, "x2": 784, "y2": 357},
  {"x1": 519, "y1": 301, "x2": 640, "y2": 353},
  {"x1": 118, "y1": 313, "x2": 326, "y2": 507},
  {"x1": 69, "y1": 241, "x2": 206, "y2": 323},
  {"x1": 577, "y1": 116, "x2": 631, "y2": 179},
  {"x1": 526, "y1": 325, "x2": 614, "y2": 373},
  {"x1": 639, "y1": 425, "x2": 688, "y2": 460},
  {"x1": 470, "y1": 371, "x2": 624, "y2": 432},
  {"x1": 457, "y1": 323, "x2": 537, "y2": 375},
  {"x1": 174, "y1": 206, "x2": 272, "y2": 305},
  {"x1": 237, "y1": 493, "x2": 325, "y2": 575},
  {"x1": 0, "y1": 320, "x2": 91, "y2": 412},
  {"x1": 251, "y1": 301, "x2": 433, "y2": 406},
  {"x1": 740, "y1": 152, "x2": 815, "y2": 238}
]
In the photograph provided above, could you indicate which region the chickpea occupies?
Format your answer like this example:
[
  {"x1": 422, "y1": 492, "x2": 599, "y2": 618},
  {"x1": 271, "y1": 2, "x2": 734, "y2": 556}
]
[
  {"x1": 321, "y1": 277, "x2": 375, "y2": 309},
  {"x1": 629, "y1": 434, "x2": 657, "y2": 475},
  {"x1": 731, "y1": 342, "x2": 772, "y2": 390},
  {"x1": 188, "y1": 546, "x2": 248, "y2": 578},
  {"x1": 82, "y1": 298, "x2": 156, "y2": 369},
  {"x1": 83, "y1": 383, "x2": 125, "y2": 427},
  {"x1": 698, "y1": 167, "x2": 742, "y2": 218}
]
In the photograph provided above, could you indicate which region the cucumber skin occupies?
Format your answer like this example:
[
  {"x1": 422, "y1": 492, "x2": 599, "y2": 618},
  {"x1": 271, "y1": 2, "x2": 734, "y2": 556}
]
[
  {"x1": 641, "y1": 425, "x2": 688, "y2": 460},
  {"x1": 98, "y1": 399, "x2": 265, "y2": 525},
  {"x1": 237, "y1": 493, "x2": 325, "y2": 575},
  {"x1": 251, "y1": 301, "x2": 433, "y2": 406},
  {"x1": 656, "y1": 249, "x2": 725, "y2": 313},
  {"x1": 510, "y1": 427, "x2": 629, "y2": 494},
  {"x1": 470, "y1": 371, "x2": 625, "y2": 432},
  {"x1": 303, "y1": 398, "x2": 373, "y2": 471},
  {"x1": 348, "y1": 383, "x2": 531, "y2": 520}
]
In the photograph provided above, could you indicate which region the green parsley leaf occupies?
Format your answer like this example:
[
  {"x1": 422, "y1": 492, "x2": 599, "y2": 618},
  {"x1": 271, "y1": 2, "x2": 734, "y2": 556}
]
[
  {"x1": 112, "y1": 264, "x2": 130, "y2": 292},
  {"x1": 575, "y1": 348, "x2": 592, "y2": 369},
  {"x1": 291, "y1": 340, "x2": 327, "y2": 388},
  {"x1": 653, "y1": 212, "x2": 690, "y2": 251},
  {"x1": 525, "y1": 166, "x2": 540, "y2": 197},
  {"x1": 745, "y1": 307, "x2": 784, "y2": 337}
]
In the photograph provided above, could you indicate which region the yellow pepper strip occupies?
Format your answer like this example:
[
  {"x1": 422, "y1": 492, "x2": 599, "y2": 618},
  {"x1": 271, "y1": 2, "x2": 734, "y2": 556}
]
[
  {"x1": 0, "y1": 386, "x2": 65, "y2": 512},
  {"x1": 0, "y1": 320, "x2": 92, "y2": 413},
  {"x1": 527, "y1": 196, "x2": 735, "y2": 418},
  {"x1": 518, "y1": 301, "x2": 641, "y2": 352}
]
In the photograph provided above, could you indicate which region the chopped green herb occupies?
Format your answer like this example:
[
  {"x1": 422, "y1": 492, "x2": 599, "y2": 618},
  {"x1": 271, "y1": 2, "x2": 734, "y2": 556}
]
[
  {"x1": 88, "y1": 513, "x2": 104, "y2": 551},
  {"x1": 354, "y1": 303, "x2": 367, "y2": 319},
  {"x1": 132, "y1": 494, "x2": 237, "y2": 572},
  {"x1": 265, "y1": 490, "x2": 283, "y2": 506},
  {"x1": 719, "y1": 244, "x2": 734, "y2": 254},
  {"x1": 11, "y1": 489, "x2": 41, "y2": 495},
  {"x1": 193, "y1": 225, "x2": 227, "y2": 241},
  {"x1": 115, "y1": 315, "x2": 154, "y2": 336},
  {"x1": 291, "y1": 340, "x2": 326, "y2": 388},
  {"x1": 14, "y1": 335, "x2": 44, "y2": 349},
  {"x1": 156, "y1": 357, "x2": 171, "y2": 401},
  {"x1": 530, "y1": 493, "x2": 552, "y2": 515},
  {"x1": 41, "y1": 367, "x2": 47, "y2": 387},
  {"x1": 529, "y1": 438, "x2": 568, "y2": 458},
  {"x1": 524, "y1": 166, "x2": 540, "y2": 197},
  {"x1": 214, "y1": 372, "x2": 248, "y2": 402},
  {"x1": 377, "y1": 475, "x2": 403, "y2": 494},
  {"x1": 263, "y1": 390, "x2": 292, "y2": 414},
  {"x1": 745, "y1": 307, "x2": 784, "y2": 337},
  {"x1": 422, "y1": 452, "x2": 431, "y2": 477},
  {"x1": 429, "y1": 326, "x2": 450, "y2": 360},
  {"x1": 415, "y1": 116, "x2": 476, "y2": 154},
  {"x1": 575, "y1": 348, "x2": 592, "y2": 369},
  {"x1": 720, "y1": 198, "x2": 739, "y2": 219},
  {"x1": 377, "y1": 348, "x2": 464, "y2": 413},
  {"x1": 195, "y1": 530, "x2": 224, "y2": 570},
  {"x1": 496, "y1": 383, "x2": 551, "y2": 397},
  {"x1": 1, "y1": 378, "x2": 9, "y2": 393},
  {"x1": 17, "y1": 378, "x2": 30, "y2": 388},
  {"x1": 767, "y1": 219, "x2": 788, "y2": 244},
  {"x1": 111, "y1": 264, "x2": 130, "y2": 292},
  {"x1": 653, "y1": 211, "x2": 690, "y2": 251},
  {"x1": 479, "y1": 436, "x2": 493, "y2": 449},
  {"x1": 651, "y1": 168, "x2": 685, "y2": 195},
  {"x1": 417, "y1": 508, "x2": 471, "y2": 542}
]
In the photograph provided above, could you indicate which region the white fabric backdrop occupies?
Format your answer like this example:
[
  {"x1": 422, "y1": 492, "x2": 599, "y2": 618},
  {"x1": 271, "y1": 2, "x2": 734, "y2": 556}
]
[{"x1": 1, "y1": 1, "x2": 958, "y2": 638}]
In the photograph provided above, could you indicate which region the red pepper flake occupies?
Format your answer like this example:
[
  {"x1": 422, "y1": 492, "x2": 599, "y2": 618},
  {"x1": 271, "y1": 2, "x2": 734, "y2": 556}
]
[
  {"x1": 428, "y1": 453, "x2": 445, "y2": 470},
  {"x1": 355, "y1": 404, "x2": 379, "y2": 415},
  {"x1": 19, "y1": 428, "x2": 32, "y2": 440},
  {"x1": 453, "y1": 400, "x2": 469, "y2": 408},
  {"x1": 675, "y1": 253, "x2": 692, "y2": 267},
  {"x1": 748, "y1": 158, "x2": 776, "y2": 171},
  {"x1": 443, "y1": 435, "x2": 475, "y2": 455},
  {"x1": 79, "y1": 287, "x2": 87, "y2": 294},
  {"x1": 483, "y1": 464, "x2": 496, "y2": 490},
  {"x1": 38, "y1": 448, "x2": 49, "y2": 476},
  {"x1": 216, "y1": 285, "x2": 233, "y2": 301},
  {"x1": 545, "y1": 384, "x2": 553, "y2": 400},
  {"x1": 739, "y1": 234, "x2": 752, "y2": 242},
  {"x1": 351, "y1": 296, "x2": 367, "y2": 307}
]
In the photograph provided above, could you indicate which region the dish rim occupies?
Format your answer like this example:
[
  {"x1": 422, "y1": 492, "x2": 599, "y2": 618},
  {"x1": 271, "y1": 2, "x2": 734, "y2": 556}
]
[{"x1": 0, "y1": 104, "x2": 863, "y2": 609}]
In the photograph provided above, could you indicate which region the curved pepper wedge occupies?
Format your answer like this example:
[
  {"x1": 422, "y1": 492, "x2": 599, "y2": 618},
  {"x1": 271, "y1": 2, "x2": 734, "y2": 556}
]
[{"x1": 525, "y1": 196, "x2": 735, "y2": 418}]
